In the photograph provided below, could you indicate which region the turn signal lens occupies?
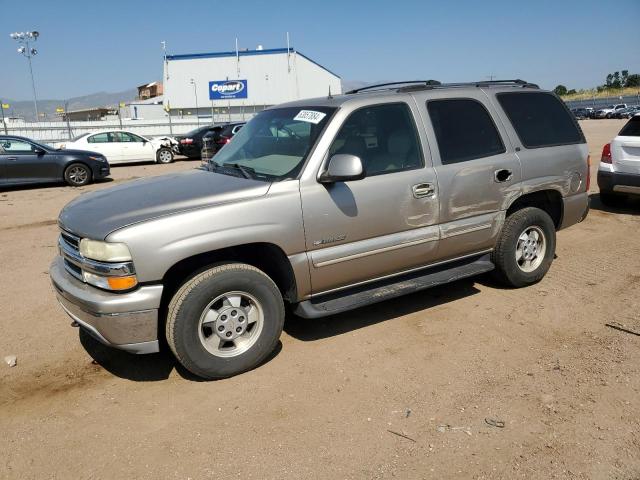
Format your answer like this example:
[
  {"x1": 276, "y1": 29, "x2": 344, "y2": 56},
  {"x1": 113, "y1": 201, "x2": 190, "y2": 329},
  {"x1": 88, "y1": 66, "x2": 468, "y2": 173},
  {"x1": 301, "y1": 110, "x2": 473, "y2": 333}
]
[
  {"x1": 83, "y1": 272, "x2": 138, "y2": 291},
  {"x1": 107, "y1": 276, "x2": 138, "y2": 291}
]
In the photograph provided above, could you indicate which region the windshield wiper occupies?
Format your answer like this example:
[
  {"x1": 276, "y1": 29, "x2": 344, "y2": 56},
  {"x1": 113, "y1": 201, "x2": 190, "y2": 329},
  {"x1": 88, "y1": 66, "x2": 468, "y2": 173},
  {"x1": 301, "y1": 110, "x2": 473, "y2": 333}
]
[{"x1": 222, "y1": 163, "x2": 256, "y2": 179}]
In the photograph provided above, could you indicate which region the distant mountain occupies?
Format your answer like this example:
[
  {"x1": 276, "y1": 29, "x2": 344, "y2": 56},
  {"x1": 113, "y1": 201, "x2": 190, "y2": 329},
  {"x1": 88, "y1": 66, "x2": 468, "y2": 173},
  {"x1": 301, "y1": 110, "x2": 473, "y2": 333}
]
[{"x1": 1, "y1": 88, "x2": 138, "y2": 121}]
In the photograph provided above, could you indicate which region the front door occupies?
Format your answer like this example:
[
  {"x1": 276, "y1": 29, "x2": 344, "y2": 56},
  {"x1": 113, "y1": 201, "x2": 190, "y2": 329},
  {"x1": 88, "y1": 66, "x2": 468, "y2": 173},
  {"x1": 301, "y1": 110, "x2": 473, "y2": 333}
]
[
  {"x1": 0, "y1": 138, "x2": 55, "y2": 184},
  {"x1": 85, "y1": 132, "x2": 123, "y2": 163},
  {"x1": 301, "y1": 102, "x2": 440, "y2": 295},
  {"x1": 419, "y1": 93, "x2": 522, "y2": 261},
  {"x1": 118, "y1": 132, "x2": 155, "y2": 162}
]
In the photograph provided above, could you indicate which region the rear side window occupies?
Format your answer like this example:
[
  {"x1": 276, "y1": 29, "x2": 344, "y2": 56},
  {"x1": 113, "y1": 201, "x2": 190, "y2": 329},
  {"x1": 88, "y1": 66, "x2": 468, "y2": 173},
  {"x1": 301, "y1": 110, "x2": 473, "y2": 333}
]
[
  {"x1": 497, "y1": 92, "x2": 584, "y2": 148},
  {"x1": 427, "y1": 99, "x2": 505, "y2": 165},
  {"x1": 619, "y1": 116, "x2": 640, "y2": 136}
]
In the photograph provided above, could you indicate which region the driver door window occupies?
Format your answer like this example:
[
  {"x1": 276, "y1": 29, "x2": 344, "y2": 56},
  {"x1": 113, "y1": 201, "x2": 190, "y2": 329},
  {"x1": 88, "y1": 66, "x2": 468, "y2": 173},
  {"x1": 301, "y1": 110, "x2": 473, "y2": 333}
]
[
  {"x1": 328, "y1": 103, "x2": 423, "y2": 176},
  {"x1": 1, "y1": 139, "x2": 36, "y2": 154}
]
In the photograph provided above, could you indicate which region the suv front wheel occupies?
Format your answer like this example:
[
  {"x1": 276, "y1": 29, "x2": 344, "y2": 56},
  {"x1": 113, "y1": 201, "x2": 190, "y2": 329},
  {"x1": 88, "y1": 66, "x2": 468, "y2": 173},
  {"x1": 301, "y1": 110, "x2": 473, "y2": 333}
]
[
  {"x1": 166, "y1": 263, "x2": 285, "y2": 379},
  {"x1": 491, "y1": 207, "x2": 556, "y2": 288}
]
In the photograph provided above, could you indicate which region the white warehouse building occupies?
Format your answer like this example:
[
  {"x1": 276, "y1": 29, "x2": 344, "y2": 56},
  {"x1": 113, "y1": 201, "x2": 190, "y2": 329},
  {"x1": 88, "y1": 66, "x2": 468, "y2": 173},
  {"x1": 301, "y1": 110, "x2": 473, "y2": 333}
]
[{"x1": 163, "y1": 47, "x2": 342, "y2": 120}]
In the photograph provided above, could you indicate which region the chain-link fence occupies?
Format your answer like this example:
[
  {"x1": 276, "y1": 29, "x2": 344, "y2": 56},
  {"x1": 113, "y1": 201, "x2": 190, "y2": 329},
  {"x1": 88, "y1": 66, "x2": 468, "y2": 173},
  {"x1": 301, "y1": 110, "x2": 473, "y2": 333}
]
[{"x1": 1, "y1": 113, "x2": 254, "y2": 145}]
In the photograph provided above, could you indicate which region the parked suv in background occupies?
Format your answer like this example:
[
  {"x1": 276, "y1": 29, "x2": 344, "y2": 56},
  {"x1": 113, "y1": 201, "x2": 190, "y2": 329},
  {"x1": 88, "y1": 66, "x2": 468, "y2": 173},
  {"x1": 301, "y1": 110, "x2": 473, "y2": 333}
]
[
  {"x1": 201, "y1": 122, "x2": 245, "y2": 161},
  {"x1": 50, "y1": 80, "x2": 589, "y2": 379},
  {"x1": 598, "y1": 115, "x2": 640, "y2": 205},
  {"x1": 596, "y1": 104, "x2": 628, "y2": 119},
  {"x1": 175, "y1": 125, "x2": 223, "y2": 159}
]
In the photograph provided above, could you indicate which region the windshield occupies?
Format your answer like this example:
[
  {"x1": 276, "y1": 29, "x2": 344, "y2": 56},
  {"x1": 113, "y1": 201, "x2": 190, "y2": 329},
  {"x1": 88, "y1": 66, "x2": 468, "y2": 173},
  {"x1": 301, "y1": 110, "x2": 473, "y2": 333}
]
[
  {"x1": 211, "y1": 106, "x2": 336, "y2": 181},
  {"x1": 72, "y1": 133, "x2": 89, "y2": 142}
]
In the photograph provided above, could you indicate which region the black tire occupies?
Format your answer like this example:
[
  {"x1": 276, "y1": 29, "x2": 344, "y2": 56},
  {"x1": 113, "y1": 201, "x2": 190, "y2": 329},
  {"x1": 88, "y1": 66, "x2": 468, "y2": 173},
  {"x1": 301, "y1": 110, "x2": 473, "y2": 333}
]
[
  {"x1": 156, "y1": 147, "x2": 174, "y2": 164},
  {"x1": 166, "y1": 263, "x2": 285, "y2": 379},
  {"x1": 491, "y1": 207, "x2": 556, "y2": 288},
  {"x1": 64, "y1": 162, "x2": 92, "y2": 186},
  {"x1": 599, "y1": 191, "x2": 626, "y2": 207}
]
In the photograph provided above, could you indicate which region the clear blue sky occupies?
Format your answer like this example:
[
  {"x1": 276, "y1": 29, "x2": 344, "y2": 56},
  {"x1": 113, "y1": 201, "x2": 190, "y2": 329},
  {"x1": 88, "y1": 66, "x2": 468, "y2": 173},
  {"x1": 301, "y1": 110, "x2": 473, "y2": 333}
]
[{"x1": 1, "y1": 0, "x2": 639, "y2": 100}]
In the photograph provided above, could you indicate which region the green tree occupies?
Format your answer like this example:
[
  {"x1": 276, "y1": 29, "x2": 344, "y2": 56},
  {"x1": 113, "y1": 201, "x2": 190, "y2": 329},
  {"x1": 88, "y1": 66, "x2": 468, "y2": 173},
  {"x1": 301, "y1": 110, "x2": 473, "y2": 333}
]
[
  {"x1": 553, "y1": 85, "x2": 568, "y2": 96},
  {"x1": 622, "y1": 70, "x2": 629, "y2": 86},
  {"x1": 567, "y1": 89, "x2": 577, "y2": 95},
  {"x1": 625, "y1": 74, "x2": 640, "y2": 87},
  {"x1": 606, "y1": 73, "x2": 613, "y2": 87},
  {"x1": 612, "y1": 71, "x2": 622, "y2": 88}
]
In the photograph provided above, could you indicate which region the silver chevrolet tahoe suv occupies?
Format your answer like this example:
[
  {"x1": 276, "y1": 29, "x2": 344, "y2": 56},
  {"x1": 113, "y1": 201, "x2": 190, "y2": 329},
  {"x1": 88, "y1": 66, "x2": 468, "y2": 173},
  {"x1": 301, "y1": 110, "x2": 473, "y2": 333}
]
[{"x1": 50, "y1": 80, "x2": 590, "y2": 379}]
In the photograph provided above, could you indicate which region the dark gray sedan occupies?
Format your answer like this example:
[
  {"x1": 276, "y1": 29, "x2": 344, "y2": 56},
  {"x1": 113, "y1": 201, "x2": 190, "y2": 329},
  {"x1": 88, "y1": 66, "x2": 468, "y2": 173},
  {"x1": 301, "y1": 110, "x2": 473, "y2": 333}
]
[{"x1": 0, "y1": 135, "x2": 110, "y2": 187}]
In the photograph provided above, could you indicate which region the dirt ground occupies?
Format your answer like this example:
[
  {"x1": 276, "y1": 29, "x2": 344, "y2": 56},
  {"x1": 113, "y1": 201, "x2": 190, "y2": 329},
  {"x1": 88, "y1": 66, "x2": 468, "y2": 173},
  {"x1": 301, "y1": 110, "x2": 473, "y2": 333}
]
[{"x1": 1, "y1": 121, "x2": 639, "y2": 480}]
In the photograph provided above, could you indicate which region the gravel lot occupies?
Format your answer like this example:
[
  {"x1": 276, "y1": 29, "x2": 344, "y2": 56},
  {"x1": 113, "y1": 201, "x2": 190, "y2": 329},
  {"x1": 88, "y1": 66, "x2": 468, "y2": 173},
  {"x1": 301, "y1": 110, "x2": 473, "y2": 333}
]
[{"x1": 1, "y1": 121, "x2": 639, "y2": 479}]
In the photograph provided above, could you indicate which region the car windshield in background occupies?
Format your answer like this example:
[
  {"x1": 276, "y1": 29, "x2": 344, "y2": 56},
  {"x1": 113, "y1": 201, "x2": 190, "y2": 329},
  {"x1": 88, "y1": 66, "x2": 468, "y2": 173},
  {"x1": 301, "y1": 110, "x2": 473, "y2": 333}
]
[
  {"x1": 619, "y1": 116, "x2": 640, "y2": 137},
  {"x1": 210, "y1": 106, "x2": 336, "y2": 181}
]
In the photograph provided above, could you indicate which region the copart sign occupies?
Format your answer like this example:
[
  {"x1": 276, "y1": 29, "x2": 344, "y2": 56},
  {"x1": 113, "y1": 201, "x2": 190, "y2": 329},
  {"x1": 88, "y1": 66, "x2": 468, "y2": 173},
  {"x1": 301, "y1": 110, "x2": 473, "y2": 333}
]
[{"x1": 209, "y1": 80, "x2": 248, "y2": 100}]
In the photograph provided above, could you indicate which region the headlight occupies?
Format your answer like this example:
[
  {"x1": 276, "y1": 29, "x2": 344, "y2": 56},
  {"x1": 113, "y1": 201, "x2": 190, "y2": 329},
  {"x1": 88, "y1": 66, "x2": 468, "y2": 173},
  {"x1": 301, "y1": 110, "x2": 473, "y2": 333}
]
[
  {"x1": 88, "y1": 155, "x2": 107, "y2": 162},
  {"x1": 79, "y1": 239, "x2": 132, "y2": 262}
]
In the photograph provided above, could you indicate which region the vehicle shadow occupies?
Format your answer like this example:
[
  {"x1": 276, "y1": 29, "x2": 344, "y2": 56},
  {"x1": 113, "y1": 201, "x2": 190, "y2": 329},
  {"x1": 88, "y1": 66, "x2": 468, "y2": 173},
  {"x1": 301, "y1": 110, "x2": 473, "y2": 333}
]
[
  {"x1": 589, "y1": 192, "x2": 640, "y2": 215},
  {"x1": 284, "y1": 279, "x2": 480, "y2": 341},
  {"x1": 79, "y1": 328, "x2": 282, "y2": 382}
]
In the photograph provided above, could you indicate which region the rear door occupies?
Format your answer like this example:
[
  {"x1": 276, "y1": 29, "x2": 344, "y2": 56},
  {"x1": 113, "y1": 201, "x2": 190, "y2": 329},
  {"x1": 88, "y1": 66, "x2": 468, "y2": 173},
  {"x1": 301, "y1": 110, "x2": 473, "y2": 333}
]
[
  {"x1": 612, "y1": 116, "x2": 640, "y2": 175},
  {"x1": 418, "y1": 92, "x2": 522, "y2": 261}
]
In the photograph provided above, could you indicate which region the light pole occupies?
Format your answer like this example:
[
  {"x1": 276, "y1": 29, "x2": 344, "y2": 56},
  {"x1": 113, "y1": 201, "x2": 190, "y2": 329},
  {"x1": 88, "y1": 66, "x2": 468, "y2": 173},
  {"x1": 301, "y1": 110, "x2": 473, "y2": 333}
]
[
  {"x1": 189, "y1": 78, "x2": 199, "y2": 126},
  {"x1": 10, "y1": 31, "x2": 40, "y2": 122}
]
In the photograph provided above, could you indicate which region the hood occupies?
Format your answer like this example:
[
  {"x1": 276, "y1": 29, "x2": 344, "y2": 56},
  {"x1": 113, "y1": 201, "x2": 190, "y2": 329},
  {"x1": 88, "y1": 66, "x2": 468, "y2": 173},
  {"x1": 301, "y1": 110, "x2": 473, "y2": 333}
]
[
  {"x1": 59, "y1": 169, "x2": 270, "y2": 239},
  {"x1": 56, "y1": 148, "x2": 104, "y2": 157}
]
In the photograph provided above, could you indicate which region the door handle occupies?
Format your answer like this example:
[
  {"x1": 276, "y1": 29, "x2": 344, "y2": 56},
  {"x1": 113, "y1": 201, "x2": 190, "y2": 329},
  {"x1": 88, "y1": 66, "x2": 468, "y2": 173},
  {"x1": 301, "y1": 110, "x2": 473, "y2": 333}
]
[
  {"x1": 412, "y1": 183, "x2": 435, "y2": 198},
  {"x1": 494, "y1": 169, "x2": 513, "y2": 183},
  {"x1": 7, "y1": 157, "x2": 17, "y2": 162}
]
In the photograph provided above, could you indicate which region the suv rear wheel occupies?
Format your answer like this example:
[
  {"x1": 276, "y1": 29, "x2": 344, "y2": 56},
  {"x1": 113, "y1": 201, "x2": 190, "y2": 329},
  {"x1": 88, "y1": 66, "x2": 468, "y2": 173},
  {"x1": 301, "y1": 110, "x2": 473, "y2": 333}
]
[
  {"x1": 491, "y1": 207, "x2": 556, "y2": 288},
  {"x1": 166, "y1": 263, "x2": 285, "y2": 379}
]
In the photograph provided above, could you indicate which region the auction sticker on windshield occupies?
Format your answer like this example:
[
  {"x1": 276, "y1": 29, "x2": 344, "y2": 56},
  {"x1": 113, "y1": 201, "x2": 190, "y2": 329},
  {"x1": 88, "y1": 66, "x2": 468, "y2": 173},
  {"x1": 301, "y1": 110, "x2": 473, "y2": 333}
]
[{"x1": 294, "y1": 110, "x2": 327, "y2": 124}]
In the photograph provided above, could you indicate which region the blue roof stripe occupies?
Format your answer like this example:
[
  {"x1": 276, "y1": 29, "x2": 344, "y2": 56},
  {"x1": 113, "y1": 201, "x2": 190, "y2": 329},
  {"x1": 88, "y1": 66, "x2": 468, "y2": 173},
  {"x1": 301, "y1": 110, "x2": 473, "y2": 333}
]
[{"x1": 166, "y1": 47, "x2": 340, "y2": 79}]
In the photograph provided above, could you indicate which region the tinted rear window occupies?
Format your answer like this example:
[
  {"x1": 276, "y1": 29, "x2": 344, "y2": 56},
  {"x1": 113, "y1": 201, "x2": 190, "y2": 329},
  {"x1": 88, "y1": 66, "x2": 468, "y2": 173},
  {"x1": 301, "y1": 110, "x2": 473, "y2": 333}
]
[
  {"x1": 427, "y1": 98, "x2": 505, "y2": 164},
  {"x1": 497, "y1": 92, "x2": 584, "y2": 148},
  {"x1": 619, "y1": 116, "x2": 640, "y2": 136}
]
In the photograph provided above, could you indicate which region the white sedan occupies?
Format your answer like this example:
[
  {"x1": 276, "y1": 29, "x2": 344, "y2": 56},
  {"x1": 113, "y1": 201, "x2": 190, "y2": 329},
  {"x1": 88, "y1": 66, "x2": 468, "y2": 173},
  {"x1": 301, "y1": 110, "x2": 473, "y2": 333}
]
[{"x1": 56, "y1": 130, "x2": 176, "y2": 165}]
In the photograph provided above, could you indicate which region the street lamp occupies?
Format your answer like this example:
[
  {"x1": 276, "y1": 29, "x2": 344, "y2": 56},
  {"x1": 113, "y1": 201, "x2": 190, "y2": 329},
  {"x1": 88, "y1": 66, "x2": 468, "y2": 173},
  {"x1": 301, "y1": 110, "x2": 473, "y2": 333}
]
[
  {"x1": 10, "y1": 31, "x2": 40, "y2": 122},
  {"x1": 189, "y1": 78, "x2": 199, "y2": 126}
]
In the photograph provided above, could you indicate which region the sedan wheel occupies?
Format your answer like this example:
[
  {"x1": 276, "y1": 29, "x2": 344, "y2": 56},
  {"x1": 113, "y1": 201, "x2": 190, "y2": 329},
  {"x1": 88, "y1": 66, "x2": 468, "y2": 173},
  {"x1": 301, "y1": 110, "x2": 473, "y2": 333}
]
[
  {"x1": 64, "y1": 163, "x2": 92, "y2": 186},
  {"x1": 156, "y1": 148, "x2": 174, "y2": 164}
]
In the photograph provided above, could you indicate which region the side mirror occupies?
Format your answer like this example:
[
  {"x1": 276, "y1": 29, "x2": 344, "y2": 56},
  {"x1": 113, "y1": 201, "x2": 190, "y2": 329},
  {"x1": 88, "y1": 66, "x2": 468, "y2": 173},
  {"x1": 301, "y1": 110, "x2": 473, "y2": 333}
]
[
  {"x1": 33, "y1": 147, "x2": 45, "y2": 155},
  {"x1": 319, "y1": 154, "x2": 365, "y2": 183}
]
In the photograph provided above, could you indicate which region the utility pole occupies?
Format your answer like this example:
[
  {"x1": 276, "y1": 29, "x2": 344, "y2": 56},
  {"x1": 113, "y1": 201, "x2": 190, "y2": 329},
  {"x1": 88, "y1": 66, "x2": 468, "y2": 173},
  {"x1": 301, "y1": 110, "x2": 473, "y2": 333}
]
[
  {"x1": 10, "y1": 31, "x2": 40, "y2": 122},
  {"x1": 190, "y1": 78, "x2": 199, "y2": 126},
  {"x1": 0, "y1": 100, "x2": 8, "y2": 135}
]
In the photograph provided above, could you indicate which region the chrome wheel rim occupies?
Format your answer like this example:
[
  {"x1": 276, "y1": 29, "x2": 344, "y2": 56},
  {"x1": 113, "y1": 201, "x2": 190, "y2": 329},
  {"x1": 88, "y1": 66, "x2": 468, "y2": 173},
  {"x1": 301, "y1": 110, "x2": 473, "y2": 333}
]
[
  {"x1": 68, "y1": 166, "x2": 88, "y2": 184},
  {"x1": 198, "y1": 291, "x2": 264, "y2": 358},
  {"x1": 515, "y1": 226, "x2": 546, "y2": 273},
  {"x1": 158, "y1": 150, "x2": 172, "y2": 163}
]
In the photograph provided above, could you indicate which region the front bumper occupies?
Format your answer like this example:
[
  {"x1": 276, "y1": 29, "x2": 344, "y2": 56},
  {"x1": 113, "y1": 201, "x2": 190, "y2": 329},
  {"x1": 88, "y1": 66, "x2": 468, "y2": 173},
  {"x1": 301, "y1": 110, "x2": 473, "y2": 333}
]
[
  {"x1": 597, "y1": 169, "x2": 640, "y2": 195},
  {"x1": 92, "y1": 163, "x2": 110, "y2": 180},
  {"x1": 49, "y1": 256, "x2": 162, "y2": 354}
]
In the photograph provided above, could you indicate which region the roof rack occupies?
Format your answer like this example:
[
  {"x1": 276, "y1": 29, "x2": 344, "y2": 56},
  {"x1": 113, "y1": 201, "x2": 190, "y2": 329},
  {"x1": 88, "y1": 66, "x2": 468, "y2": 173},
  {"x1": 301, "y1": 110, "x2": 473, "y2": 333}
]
[{"x1": 345, "y1": 79, "x2": 539, "y2": 95}]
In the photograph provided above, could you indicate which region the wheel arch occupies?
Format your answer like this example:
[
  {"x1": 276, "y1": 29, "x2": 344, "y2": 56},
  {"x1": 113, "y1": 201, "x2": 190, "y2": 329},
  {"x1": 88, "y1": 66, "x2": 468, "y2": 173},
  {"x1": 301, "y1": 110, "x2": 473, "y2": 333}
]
[
  {"x1": 160, "y1": 242, "x2": 299, "y2": 308},
  {"x1": 505, "y1": 189, "x2": 564, "y2": 230}
]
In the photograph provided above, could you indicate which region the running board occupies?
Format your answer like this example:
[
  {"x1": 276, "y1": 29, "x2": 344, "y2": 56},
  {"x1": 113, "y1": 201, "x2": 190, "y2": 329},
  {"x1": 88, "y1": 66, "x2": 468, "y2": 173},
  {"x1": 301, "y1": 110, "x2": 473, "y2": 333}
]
[{"x1": 294, "y1": 254, "x2": 494, "y2": 319}]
